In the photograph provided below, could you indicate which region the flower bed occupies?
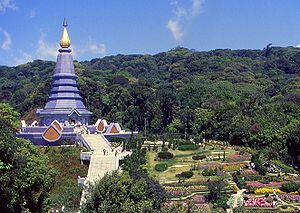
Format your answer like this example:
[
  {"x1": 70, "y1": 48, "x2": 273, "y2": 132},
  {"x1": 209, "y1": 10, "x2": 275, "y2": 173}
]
[
  {"x1": 226, "y1": 154, "x2": 251, "y2": 163},
  {"x1": 192, "y1": 195, "x2": 206, "y2": 204},
  {"x1": 240, "y1": 169, "x2": 257, "y2": 175},
  {"x1": 164, "y1": 186, "x2": 208, "y2": 197},
  {"x1": 195, "y1": 204, "x2": 210, "y2": 212},
  {"x1": 279, "y1": 194, "x2": 300, "y2": 203},
  {"x1": 197, "y1": 162, "x2": 247, "y2": 171},
  {"x1": 244, "y1": 197, "x2": 275, "y2": 207},
  {"x1": 163, "y1": 202, "x2": 210, "y2": 212},
  {"x1": 223, "y1": 163, "x2": 247, "y2": 171},
  {"x1": 246, "y1": 181, "x2": 282, "y2": 188},
  {"x1": 163, "y1": 180, "x2": 210, "y2": 187},
  {"x1": 254, "y1": 188, "x2": 283, "y2": 194},
  {"x1": 197, "y1": 163, "x2": 222, "y2": 170}
]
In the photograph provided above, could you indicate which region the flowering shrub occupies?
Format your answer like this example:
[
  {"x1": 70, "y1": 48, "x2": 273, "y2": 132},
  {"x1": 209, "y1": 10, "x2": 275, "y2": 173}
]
[
  {"x1": 226, "y1": 154, "x2": 251, "y2": 163},
  {"x1": 223, "y1": 163, "x2": 247, "y2": 172},
  {"x1": 192, "y1": 195, "x2": 206, "y2": 204},
  {"x1": 197, "y1": 163, "x2": 222, "y2": 170},
  {"x1": 240, "y1": 170, "x2": 257, "y2": 175},
  {"x1": 244, "y1": 197, "x2": 275, "y2": 207},
  {"x1": 164, "y1": 186, "x2": 207, "y2": 197},
  {"x1": 254, "y1": 188, "x2": 283, "y2": 194},
  {"x1": 279, "y1": 194, "x2": 300, "y2": 202},
  {"x1": 197, "y1": 162, "x2": 247, "y2": 171},
  {"x1": 246, "y1": 181, "x2": 282, "y2": 188},
  {"x1": 195, "y1": 204, "x2": 210, "y2": 212}
]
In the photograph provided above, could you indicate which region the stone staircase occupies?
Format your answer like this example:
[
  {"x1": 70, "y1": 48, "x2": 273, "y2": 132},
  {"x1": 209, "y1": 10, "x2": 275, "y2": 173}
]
[
  {"x1": 82, "y1": 134, "x2": 117, "y2": 183},
  {"x1": 80, "y1": 134, "x2": 119, "y2": 206}
]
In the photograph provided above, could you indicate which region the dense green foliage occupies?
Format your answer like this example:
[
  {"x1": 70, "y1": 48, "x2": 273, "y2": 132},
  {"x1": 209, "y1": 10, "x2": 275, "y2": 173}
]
[
  {"x1": 175, "y1": 170, "x2": 194, "y2": 179},
  {"x1": 0, "y1": 103, "x2": 55, "y2": 212},
  {"x1": 192, "y1": 154, "x2": 206, "y2": 160},
  {"x1": 251, "y1": 153, "x2": 267, "y2": 175},
  {"x1": 155, "y1": 163, "x2": 169, "y2": 172},
  {"x1": 177, "y1": 144, "x2": 198, "y2": 151},
  {"x1": 81, "y1": 171, "x2": 165, "y2": 213},
  {"x1": 83, "y1": 145, "x2": 166, "y2": 212},
  {"x1": 281, "y1": 181, "x2": 300, "y2": 193},
  {"x1": 207, "y1": 180, "x2": 226, "y2": 202},
  {"x1": 1, "y1": 47, "x2": 300, "y2": 164},
  {"x1": 233, "y1": 172, "x2": 246, "y2": 189},
  {"x1": 123, "y1": 149, "x2": 147, "y2": 174},
  {"x1": 157, "y1": 151, "x2": 174, "y2": 159},
  {"x1": 202, "y1": 168, "x2": 216, "y2": 176},
  {"x1": 42, "y1": 146, "x2": 88, "y2": 211}
]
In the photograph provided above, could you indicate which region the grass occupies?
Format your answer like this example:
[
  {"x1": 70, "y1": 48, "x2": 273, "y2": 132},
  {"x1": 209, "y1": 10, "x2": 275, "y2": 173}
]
[
  {"x1": 147, "y1": 144, "x2": 236, "y2": 183},
  {"x1": 40, "y1": 146, "x2": 89, "y2": 211}
]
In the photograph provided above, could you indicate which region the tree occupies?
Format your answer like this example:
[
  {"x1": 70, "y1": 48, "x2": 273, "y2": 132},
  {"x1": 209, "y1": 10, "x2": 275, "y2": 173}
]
[
  {"x1": 207, "y1": 180, "x2": 226, "y2": 202},
  {"x1": 81, "y1": 171, "x2": 166, "y2": 213},
  {"x1": 167, "y1": 118, "x2": 181, "y2": 135},
  {"x1": 122, "y1": 149, "x2": 147, "y2": 174},
  {"x1": 0, "y1": 103, "x2": 56, "y2": 212}
]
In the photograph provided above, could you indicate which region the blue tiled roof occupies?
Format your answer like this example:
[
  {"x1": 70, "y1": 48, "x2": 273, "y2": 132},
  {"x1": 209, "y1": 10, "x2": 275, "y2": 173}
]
[{"x1": 37, "y1": 48, "x2": 92, "y2": 120}]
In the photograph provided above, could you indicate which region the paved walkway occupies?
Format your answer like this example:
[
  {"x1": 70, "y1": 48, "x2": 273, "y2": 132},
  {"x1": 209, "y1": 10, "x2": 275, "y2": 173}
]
[{"x1": 83, "y1": 134, "x2": 118, "y2": 183}]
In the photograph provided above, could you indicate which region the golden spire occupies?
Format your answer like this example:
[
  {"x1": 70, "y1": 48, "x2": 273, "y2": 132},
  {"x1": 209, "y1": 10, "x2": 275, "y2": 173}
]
[{"x1": 59, "y1": 18, "x2": 71, "y2": 48}]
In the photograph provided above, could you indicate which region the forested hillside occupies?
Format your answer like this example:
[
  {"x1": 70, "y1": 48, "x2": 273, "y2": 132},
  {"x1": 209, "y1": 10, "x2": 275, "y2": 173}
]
[{"x1": 1, "y1": 47, "x2": 299, "y2": 165}]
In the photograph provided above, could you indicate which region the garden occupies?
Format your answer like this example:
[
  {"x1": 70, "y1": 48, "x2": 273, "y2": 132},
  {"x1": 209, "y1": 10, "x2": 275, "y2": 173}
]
[{"x1": 144, "y1": 139, "x2": 300, "y2": 212}]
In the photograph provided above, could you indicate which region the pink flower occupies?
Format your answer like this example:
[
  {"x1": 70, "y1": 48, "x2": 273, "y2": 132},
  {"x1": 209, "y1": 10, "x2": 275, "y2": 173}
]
[{"x1": 244, "y1": 197, "x2": 275, "y2": 207}]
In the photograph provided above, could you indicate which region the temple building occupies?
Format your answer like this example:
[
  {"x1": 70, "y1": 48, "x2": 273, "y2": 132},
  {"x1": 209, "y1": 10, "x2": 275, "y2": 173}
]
[
  {"x1": 37, "y1": 19, "x2": 92, "y2": 126},
  {"x1": 17, "y1": 19, "x2": 137, "y2": 146}
]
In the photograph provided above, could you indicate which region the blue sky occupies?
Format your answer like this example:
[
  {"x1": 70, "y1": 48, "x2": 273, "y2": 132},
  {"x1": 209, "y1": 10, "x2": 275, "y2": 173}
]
[{"x1": 0, "y1": 0, "x2": 300, "y2": 66}]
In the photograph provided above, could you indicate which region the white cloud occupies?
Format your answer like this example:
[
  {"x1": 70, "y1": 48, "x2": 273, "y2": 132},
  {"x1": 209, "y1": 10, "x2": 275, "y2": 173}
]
[
  {"x1": 0, "y1": 28, "x2": 11, "y2": 50},
  {"x1": 87, "y1": 42, "x2": 106, "y2": 55},
  {"x1": 36, "y1": 31, "x2": 58, "y2": 60},
  {"x1": 35, "y1": 32, "x2": 105, "y2": 61},
  {"x1": 77, "y1": 38, "x2": 106, "y2": 57},
  {"x1": 167, "y1": 20, "x2": 184, "y2": 42},
  {"x1": 191, "y1": 0, "x2": 203, "y2": 16},
  {"x1": 14, "y1": 51, "x2": 32, "y2": 65},
  {"x1": 0, "y1": 0, "x2": 17, "y2": 13},
  {"x1": 296, "y1": 44, "x2": 300, "y2": 48},
  {"x1": 167, "y1": 0, "x2": 204, "y2": 43}
]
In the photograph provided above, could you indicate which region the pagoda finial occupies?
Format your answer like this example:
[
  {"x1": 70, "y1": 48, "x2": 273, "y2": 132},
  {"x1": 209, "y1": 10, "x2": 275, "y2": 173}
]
[{"x1": 60, "y1": 18, "x2": 71, "y2": 48}]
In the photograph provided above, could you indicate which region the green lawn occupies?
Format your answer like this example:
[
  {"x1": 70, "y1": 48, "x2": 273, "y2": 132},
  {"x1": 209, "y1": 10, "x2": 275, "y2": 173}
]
[{"x1": 146, "y1": 145, "x2": 236, "y2": 183}]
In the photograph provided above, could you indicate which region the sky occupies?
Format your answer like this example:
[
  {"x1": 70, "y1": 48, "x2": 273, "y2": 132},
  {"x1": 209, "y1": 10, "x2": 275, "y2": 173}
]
[{"x1": 0, "y1": 0, "x2": 300, "y2": 66}]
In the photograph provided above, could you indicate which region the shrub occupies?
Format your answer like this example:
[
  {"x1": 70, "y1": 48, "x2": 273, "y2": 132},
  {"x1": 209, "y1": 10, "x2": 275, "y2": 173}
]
[
  {"x1": 281, "y1": 182, "x2": 300, "y2": 193},
  {"x1": 192, "y1": 154, "x2": 206, "y2": 160},
  {"x1": 157, "y1": 151, "x2": 174, "y2": 160},
  {"x1": 161, "y1": 147, "x2": 168, "y2": 152},
  {"x1": 233, "y1": 174, "x2": 245, "y2": 189},
  {"x1": 214, "y1": 196, "x2": 229, "y2": 209},
  {"x1": 202, "y1": 168, "x2": 215, "y2": 176},
  {"x1": 178, "y1": 144, "x2": 198, "y2": 151},
  {"x1": 251, "y1": 153, "x2": 267, "y2": 175},
  {"x1": 176, "y1": 170, "x2": 194, "y2": 179},
  {"x1": 155, "y1": 163, "x2": 168, "y2": 172}
]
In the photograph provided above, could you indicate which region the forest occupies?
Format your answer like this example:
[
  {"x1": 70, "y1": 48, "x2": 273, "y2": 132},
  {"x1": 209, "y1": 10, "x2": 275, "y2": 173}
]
[{"x1": 0, "y1": 46, "x2": 299, "y2": 166}]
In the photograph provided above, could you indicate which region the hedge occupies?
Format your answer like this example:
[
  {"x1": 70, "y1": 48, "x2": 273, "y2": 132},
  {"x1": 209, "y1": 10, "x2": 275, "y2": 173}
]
[
  {"x1": 157, "y1": 151, "x2": 174, "y2": 160},
  {"x1": 155, "y1": 163, "x2": 169, "y2": 172},
  {"x1": 176, "y1": 170, "x2": 194, "y2": 179},
  {"x1": 281, "y1": 182, "x2": 300, "y2": 193},
  {"x1": 178, "y1": 144, "x2": 198, "y2": 151},
  {"x1": 202, "y1": 168, "x2": 216, "y2": 176},
  {"x1": 192, "y1": 154, "x2": 206, "y2": 160}
]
